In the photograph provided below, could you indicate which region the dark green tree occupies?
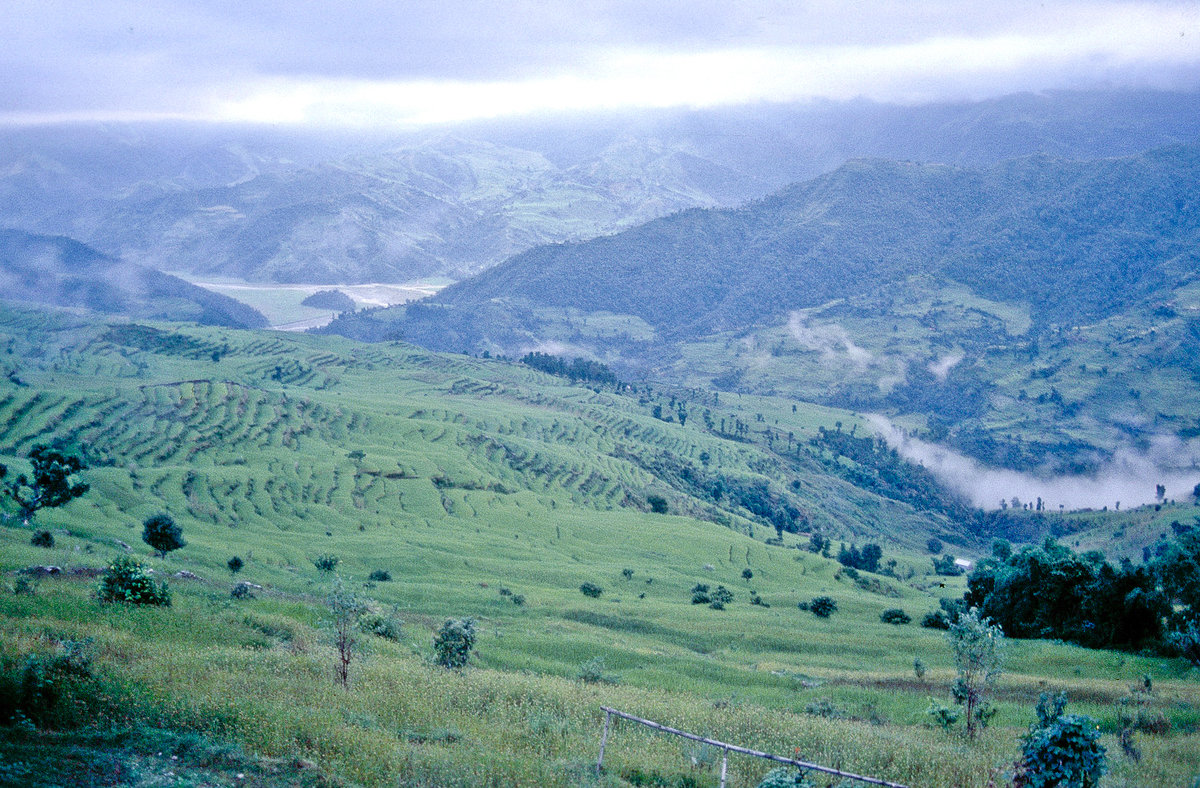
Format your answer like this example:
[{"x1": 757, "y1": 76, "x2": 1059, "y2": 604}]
[
  {"x1": 1, "y1": 445, "x2": 89, "y2": 523},
  {"x1": 434, "y1": 618, "x2": 477, "y2": 669},
  {"x1": 142, "y1": 513, "x2": 185, "y2": 558}
]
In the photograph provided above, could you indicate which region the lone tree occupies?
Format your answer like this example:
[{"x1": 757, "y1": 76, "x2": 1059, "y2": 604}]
[
  {"x1": 142, "y1": 513, "x2": 186, "y2": 558},
  {"x1": 434, "y1": 618, "x2": 477, "y2": 669},
  {"x1": 0, "y1": 444, "x2": 89, "y2": 524},
  {"x1": 328, "y1": 576, "x2": 365, "y2": 687},
  {"x1": 949, "y1": 607, "x2": 1005, "y2": 738}
]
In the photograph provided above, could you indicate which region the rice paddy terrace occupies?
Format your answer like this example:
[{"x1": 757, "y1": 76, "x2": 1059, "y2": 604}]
[{"x1": 1, "y1": 303, "x2": 1197, "y2": 787}]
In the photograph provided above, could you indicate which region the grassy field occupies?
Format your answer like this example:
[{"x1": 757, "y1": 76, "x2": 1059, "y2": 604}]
[{"x1": 1, "y1": 303, "x2": 1197, "y2": 787}]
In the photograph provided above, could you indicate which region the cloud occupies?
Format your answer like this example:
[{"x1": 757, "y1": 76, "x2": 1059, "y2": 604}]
[
  {"x1": 787, "y1": 312, "x2": 872, "y2": 367},
  {"x1": 2, "y1": 1, "x2": 1198, "y2": 126},
  {"x1": 866, "y1": 414, "x2": 1200, "y2": 511}
]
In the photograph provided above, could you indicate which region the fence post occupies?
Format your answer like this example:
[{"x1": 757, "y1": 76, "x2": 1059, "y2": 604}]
[
  {"x1": 597, "y1": 709, "x2": 612, "y2": 776},
  {"x1": 719, "y1": 747, "x2": 729, "y2": 788}
]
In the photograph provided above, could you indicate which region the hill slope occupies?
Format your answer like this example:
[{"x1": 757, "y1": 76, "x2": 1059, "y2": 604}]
[{"x1": 0, "y1": 230, "x2": 268, "y2": 328}]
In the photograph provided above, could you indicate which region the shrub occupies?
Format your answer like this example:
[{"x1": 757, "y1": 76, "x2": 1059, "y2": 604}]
[
  {"x1": 313, "y1": 554, "x2": 339, "y2": 572},
  {"x1": 922, "y1": 610, "x2": 952, "y2": 629},
  {"x1": 913, "y1": 657, "x2": 927, "y2": 680},
  {"x1": 647, "y1": 494, "x2": 669, "y2": 514},
  {"x1": 690, "y1": 583, "x2": 711, "y2": 604},
  {"x1": 367, "y1": 569, "x2": 391, "y2": 582},
  {"x1": 579, "y1": 582, "x2": 603, "y2": 598},
  {"x1": 881, "y1": 608, "x2": 912, "y2": 625},
  {"x1": 510, "y1": 594, "x2": 526, "y2": 606},
  {"x1": 809, "y1": 596, "x2": 837, "y2": 618},
  {"x1": 434, "y1": 618, "x2": 477, "y2": 669},
  {"x1": 227, "y1": 555, "x2": 244, "y2": 574},
  {"x1": 1013, "y1": 693, "x2": 1106, "y2": 788},
  {"x1": 804, "y1": 698, "x2": 845, "y2": 719},
  {"x1": 141, "y1": 513, "x2": 185, "y2": 558},
  {"x1": 30, "y1": 530, "x2": 54, "y2": 549},
  {"x1": 927, "y1": 700, "x2": 960, "y2": 730},
  {"x1": 230, "y1": 582, "x2": 255, "y2": 600},
  {"x1": 576, "y1": 656, "x2": 618, "y2": 684},
  {"x1": 750, "y1": 593, "x2": 769, "y2": 607},
  {"x1": 621, "y1": 568, "x2": 634, "y2": 580},
  {"x1": 97, "y1": 556, "x2": 170, "y2": 606},
  {"x1": 361, "y1": 610, "x2": 403, "y2": 641},
  {"x1": 709, "y1": 585, "x2": 733, "y2": 609},
  {"x1": 927, "y1": 537, "x2": 943, "y2": 554},
  {"x1": 756, "y1": 767, "x2": 815, "y2": 788},
  {"x1": 742, "y1": 568, "x2": 754, "y2": 580}
]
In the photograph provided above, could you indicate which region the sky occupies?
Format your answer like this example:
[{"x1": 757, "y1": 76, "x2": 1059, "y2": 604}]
[{"x1": 2, "y1": 1, "x2": 1199, "y2": 127}]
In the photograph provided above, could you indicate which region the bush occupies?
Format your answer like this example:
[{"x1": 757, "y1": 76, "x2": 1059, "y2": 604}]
[
  {"x1": 576, "y1": 656, "x2": 618, "y2": 684},
  {"x1": 756, "y1": 767, "x2": 815, "y2": 788},
  {"x1": 647, "y1": 494, "x2": 669, "y2": 514},
  {"x1": 710, "y1": 586, "x2": 733, "y2": 608},
  {"x1": 690, "y1": 583, "x2": 710, "y2": 604},
  {"x1": 621, "y1": 568, "x2": 634, "y2": 580},
  {"x1": 367, "y1": 569, "x2": 391, "y2": 582},
  {"x1": 97, "y1": 556, "x2": 170, "y2": 606},
  {"x1": 313, "y1": 554, "x2": 339, "y2": 572},
  {"x1": 227, "y1": 556, "x2": 244, "y2": 574},
  {"x1": 141, "y1": 513, "x2": 185, "y2": 558},
  {"x1": 361, "y1": 610, "x2": 403, "y2": 641},
  {"x1": 922, "y1": 610, "x2": 952, "y2": 629},
  {"x1": 804, "y1": 698, "x2": 845, "y2": 719},
  {"x1": 1013, "y1": 693, "x2": 1106, "y2": 788},
  {"x1": 579, "y1": 582, "x2": 603, "y2": 598},
  {"x1": 30, "y1": 530, "x2": 54, "y2": 549},
  {"x1": 434, "y1": 618, "x2": 477, "y2": 668},
  {"x1": 927, "y1": 538, "x2": 943, "y2": 554},
  {"x1": 881, "y1": 608, "x2": 912, "y2": 625},
  {"x1": 742, "y1": 568, "x2": 754, "y2": 580},
  {"x1": 927, "y1": 700, "x2": 960, "y2": 730},
  {"x1": 230, "y1": 582, "x2": 255, "y2": 600},
  {"x1": 809, "y1": 596, "x2": 837, "y2": 618}
]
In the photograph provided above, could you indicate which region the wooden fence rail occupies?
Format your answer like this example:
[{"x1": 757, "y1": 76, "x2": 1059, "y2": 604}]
[{"x1": 597, "y1": 706, "x2": 909, "y2": 788}]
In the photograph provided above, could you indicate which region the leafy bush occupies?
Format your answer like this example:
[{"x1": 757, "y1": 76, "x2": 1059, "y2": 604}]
[
  {"x1": 313, "y1": 554, "x2": 339, "y2": 572},
  {"x1": 30, "y1": 530, "x2": 54, "y2": 549},
  {"x1": 742, "y1": 568, "x2": 753, "y2": 580},
  {"x1": 756, "y1": 767, "x2": 814, "y2": 788},
  {"x1": 0, "y1": 638, "x2": 96, "y2": 729},
  {"x1": 368, "y1": 569, "x2": 392, "y2": 582},
  {"x1": 141, "y1": 513, "x2": 185, "y2": 558},
  {"x1": 97, "y1": 556, "x2": 170, "y2": 606},
  {"x1": 434, "y1": 618, "x2": 477, "y2": 669},
  {"x1": 881, "y1": 608, "x2": 911, "y2": 625},
  {"x1": 690, "y1": 583, "x2": 711, "y2": 604},
  {"x1": 804, "y1": 698, "x2": 845, "y2": 719},
  {"x1": 227, "y1": 555, "x2": 244, "y2": 574},
  {"x1": 647, "y1": 494, "x2": 669, "y2": 514},
  {"x1": 921, "y1": 610, "x2": 952, "y2": 629},
  {"x1": 622, "y1": 568, "x2": 634, "y2": 580},
  {"x1": 1013, "y1": 693, "x2": 1106, "y2": 788},
  {"x1": 576, "y1": 656, "x2": 618, "y2": 685},
  {"x1": 709, "y1": 585, "x2": 733, "y2": 610},
  {"x1": 809, "y1": 596, "x2": 837, "y2": 618},
  {"x1": 913, "y1": 658, "x2": 927, "y2": 680},
  {"x1": 927, "y1": 538, "x2": 944, "y2": 554},
  {"x1": 230, "y1": 582, "x2": 255, "y2": 600},
  {"x1": 926, "y1": 700, "x2": 960, "y2": 730},
  {"x1": 579, "y1": 582, "x2": 603, "y2": 598},
  {"x1": 360, "y1": 610, "x2": 403, "y2": 641}
]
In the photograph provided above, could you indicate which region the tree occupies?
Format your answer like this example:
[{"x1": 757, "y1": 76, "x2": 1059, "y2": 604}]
[
  {"x1": 434, "y1": 618, "x2": 477, "y2": 669},
  {"x1": 142, "y1": 513, "x2": 185, "y2": 558},
  {"x1": 328, "y1": 577, "x2": 365, "y2": 687},
  {"x1": 98, "y1": 556, "x2": 171, "y2": 606},
  {"x1": 948, "y1": 608, "x2": 1004, "y2": 738},
  {"x1": 227, "y1": 556, "x2": 244, "y2": 574},
  {"x1": 1, "y1": 444, "x2": 89, "y2": 523},
  {"x1": 809, "y1": 596, "x2": 837, "y2": 618}
]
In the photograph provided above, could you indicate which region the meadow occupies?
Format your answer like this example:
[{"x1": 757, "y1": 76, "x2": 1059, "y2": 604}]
[{"x1": 1, "y1": 303, "x2": 1197, "y2": 787}]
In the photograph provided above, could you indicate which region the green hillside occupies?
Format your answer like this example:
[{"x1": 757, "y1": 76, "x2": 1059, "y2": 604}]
[
  {"x1": 1, "y1": 305, "x2": 1197, "y2": 787},
  {"x1": 321, "y1": 144, "x2": 1200, "y2": 473}
]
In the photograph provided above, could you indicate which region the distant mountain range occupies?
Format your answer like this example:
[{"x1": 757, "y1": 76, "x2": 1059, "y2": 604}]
[
  {"x1": 3, "y1": 89, "x2": 1200, "y2": 284},
  {"x1": 0, "y1": 230, "x2": 267, "y2": 328}
]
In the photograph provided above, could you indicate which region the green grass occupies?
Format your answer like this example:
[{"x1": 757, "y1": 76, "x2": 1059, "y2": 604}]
[{"x1": 1, "y1": 303, "x2": 1197, "y2": 787}]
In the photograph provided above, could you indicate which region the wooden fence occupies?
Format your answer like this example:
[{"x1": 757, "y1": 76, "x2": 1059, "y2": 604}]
[{"x1": 596, "y1": 706, "x2": 908, "y2": 788}]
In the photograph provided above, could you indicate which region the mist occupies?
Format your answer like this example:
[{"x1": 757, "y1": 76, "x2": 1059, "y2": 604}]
[{"x1": 866, "y1": 414, "x2": 1200, "y2": 511}]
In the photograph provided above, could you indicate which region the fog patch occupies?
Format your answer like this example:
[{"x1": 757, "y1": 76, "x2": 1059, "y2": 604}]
[
  {"x1": 787, "y1": 312, "x2": 871, "y2": 367},
  {"x1": 928, "y1": 352, "x2": 964, "y2": 381},
  {"x1": 519, "y1": 340, "x2": 593, "y2": 359},
  {"x1": 866, "y1": 414, "x2": 1200, "y2": 512}
]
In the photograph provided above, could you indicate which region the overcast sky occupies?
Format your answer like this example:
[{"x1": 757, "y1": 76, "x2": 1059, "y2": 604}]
[{"x1": 3, "y1": 0, "x2": 1198, "y2": 127}]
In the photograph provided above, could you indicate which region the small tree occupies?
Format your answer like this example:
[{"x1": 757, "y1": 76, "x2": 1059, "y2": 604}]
[
  {"x1": 1, "y1": 445, "x2": 89, "y2": 524},
  {"x1": 328, "y1": 576, "x2": 365, "y2": 687},
  {"x1": 434, "y1": 618, "x2": 477, "y2": 669},
  {"x1": 227, "y1": 555, "x2": 244, "y2": 574},
  {"x1": 881, "y1": 608, "x2": 911, "y2": 625},
  {"x1": 30, "y1": 530, "x2": 54, "y2": 549},
  {"x1": 948, "y1": 608, "x2": 1004, "y2": 738},
  {"x1": 142, "y1": 513, "x2": 185, "y2": 558},
  {"x1": 579, "y1": 581, "x2": 603, "y2": 598}
]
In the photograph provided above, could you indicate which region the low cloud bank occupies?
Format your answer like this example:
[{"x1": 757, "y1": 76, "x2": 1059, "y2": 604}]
[{"x1": 866, "y1": 414, "x2": 1200, "y2": 512}]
